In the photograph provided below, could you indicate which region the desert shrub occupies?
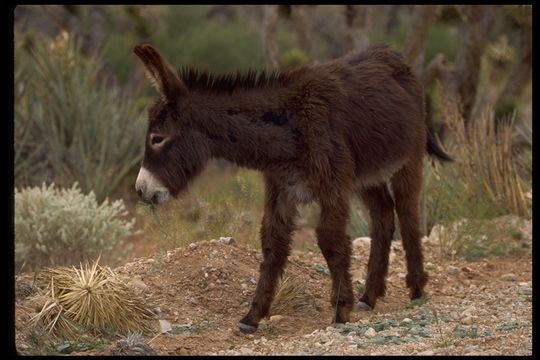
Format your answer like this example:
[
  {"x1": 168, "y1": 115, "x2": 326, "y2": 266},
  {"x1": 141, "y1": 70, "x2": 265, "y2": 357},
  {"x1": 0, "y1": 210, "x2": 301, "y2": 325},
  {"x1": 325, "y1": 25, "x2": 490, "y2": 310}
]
[
  {"x1": 14, "y1": 31, "x2": 146, "y2": 201},
  {"x1": 15, "y1": 183, "x2": 135, "y2": 272},
  {"x1": 422, "y1": 92, "x2": 530, "y2": 237}
]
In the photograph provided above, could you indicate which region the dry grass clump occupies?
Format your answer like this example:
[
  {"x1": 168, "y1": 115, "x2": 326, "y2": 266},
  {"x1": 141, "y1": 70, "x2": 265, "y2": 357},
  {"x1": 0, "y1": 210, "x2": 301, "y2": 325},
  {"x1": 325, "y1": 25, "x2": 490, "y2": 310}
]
[
  {"x1": 439, "y1": 98, "x2": 529, "y2": 218},
  {"x1": 269, "y1": 275, "x2": 313, "y2": 317},
  {"x1": 29, "y1": 259, "x2": 154, "y2": 339}
]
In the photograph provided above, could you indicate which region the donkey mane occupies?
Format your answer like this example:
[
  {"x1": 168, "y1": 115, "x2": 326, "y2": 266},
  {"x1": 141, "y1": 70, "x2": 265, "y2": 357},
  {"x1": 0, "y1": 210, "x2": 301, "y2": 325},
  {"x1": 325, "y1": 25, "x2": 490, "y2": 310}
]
[{"x1": 177, "y1": 66, "x2": 305, "y2": 94}]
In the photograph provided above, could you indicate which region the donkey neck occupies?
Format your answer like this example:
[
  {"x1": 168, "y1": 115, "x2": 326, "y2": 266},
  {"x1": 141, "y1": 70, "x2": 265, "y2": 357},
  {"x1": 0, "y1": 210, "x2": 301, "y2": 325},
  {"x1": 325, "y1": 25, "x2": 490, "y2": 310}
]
[{"x1": 190, "y1": 90, "x2": 298, "y2": 171}]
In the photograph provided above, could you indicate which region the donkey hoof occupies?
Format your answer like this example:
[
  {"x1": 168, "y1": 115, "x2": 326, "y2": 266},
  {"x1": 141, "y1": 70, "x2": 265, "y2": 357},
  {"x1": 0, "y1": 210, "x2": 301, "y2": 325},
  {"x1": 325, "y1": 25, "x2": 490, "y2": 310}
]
[
  {"x1": 239, "y1": 322, "x2": 258, "y2": 334},
  {"x1": 355, "y1": 300, "x2": 373, "y2": 311},
  {"x1": 410, "y1": 287, "x2": 424, "y2": 300}
]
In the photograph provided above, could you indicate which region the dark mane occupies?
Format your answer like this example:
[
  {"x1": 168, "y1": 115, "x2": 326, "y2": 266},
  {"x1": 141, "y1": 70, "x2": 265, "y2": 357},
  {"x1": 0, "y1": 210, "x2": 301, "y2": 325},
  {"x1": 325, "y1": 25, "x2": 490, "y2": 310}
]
[{"x1": 177, "y1": 66, "x2": 302, "y2": 94}]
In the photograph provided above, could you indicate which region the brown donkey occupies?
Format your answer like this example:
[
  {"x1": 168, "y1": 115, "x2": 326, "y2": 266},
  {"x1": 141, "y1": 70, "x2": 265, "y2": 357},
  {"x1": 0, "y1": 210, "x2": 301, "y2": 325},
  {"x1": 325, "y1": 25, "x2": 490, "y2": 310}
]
[{"x1": 133, "y1": 43, "x2": 452, "y2": 333}]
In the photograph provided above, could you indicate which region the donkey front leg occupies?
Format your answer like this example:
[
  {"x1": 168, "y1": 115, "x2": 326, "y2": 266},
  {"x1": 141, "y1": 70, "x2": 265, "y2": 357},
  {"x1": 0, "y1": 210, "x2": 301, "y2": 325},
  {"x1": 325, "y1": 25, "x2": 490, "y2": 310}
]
[
  {"x1": 316, "y1": 196, "x2": 354, "y2": 324},
  {"x1": 239, "y1": 185, "x2": 297, "y2": 333}
]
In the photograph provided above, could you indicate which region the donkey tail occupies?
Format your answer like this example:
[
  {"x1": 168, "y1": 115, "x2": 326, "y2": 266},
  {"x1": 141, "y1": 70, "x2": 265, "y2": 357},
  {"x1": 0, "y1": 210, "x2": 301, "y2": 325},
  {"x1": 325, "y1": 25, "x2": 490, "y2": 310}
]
[{"x1": 426, "y1": 130, "x2": 453, "y2": 162}]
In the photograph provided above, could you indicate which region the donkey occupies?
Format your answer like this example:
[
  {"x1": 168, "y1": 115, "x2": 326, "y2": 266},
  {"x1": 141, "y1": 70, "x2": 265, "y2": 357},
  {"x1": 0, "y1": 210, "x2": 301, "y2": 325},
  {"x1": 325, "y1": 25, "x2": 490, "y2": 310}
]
[{"x1": 133, "y1": 43, "x2": 452, "y2": 334}]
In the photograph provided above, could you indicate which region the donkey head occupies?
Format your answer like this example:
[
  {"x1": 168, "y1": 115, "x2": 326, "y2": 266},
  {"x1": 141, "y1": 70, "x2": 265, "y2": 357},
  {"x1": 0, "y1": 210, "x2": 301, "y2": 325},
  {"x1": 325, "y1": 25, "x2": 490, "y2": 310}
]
[{"x1": 133, "y1": 44, "x2": 210, "y2": 204}]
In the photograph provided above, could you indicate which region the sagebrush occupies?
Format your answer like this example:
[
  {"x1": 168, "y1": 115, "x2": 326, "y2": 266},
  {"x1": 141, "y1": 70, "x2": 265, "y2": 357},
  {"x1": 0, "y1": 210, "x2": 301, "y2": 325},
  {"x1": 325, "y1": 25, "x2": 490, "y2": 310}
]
[{"x1": 15, "y1": 183, "x2": 135, "y2": 271}]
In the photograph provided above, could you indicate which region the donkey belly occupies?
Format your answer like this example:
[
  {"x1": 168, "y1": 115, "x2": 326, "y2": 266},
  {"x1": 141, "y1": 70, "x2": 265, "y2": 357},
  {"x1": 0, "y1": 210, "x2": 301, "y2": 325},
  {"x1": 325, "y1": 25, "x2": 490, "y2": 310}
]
[{"x1": 355, "y1": 157, "x2": 408, "y2": 188}]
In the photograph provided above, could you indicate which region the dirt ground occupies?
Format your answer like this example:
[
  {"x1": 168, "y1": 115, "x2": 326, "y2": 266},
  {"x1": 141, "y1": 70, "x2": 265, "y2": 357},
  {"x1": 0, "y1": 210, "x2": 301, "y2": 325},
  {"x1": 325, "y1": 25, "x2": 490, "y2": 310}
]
[{"x1": 15, "y1": 225, "x2": 532, "y2": 356}]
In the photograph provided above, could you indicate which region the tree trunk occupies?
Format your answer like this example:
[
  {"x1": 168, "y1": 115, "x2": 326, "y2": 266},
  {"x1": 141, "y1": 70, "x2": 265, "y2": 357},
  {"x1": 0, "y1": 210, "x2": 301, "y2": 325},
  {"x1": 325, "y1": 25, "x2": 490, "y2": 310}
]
[
  {"x1": 453, "y1": 5, "x2": 497, "y2": 125},
  {"x1": 401, "y1": 5, "x2": 439, "y2": 70},
  {"x1": 423, "y1": 5, "x2": 498, "y2": 127},
  {"x1": 291, "y1": 5, "x2": 312, "y2": 60},
  {"x1": 344, "y1": 5, "x2": 357, "y2": 52},
  {"x1": 84, "y1": 5, "x2": 106, "y2": 56},
  {"x1": 344, "y1": 5, "x2": 370, "y2": 52},
  {"x1": 498, "y1": 18, "x2": 532, "y2": 103},
  {"x1": 262, "y1": 5, "x2": 279, "y2": 70},
  {"x1": 385, "y1": 5, "x2": 401, "y2": 34}
]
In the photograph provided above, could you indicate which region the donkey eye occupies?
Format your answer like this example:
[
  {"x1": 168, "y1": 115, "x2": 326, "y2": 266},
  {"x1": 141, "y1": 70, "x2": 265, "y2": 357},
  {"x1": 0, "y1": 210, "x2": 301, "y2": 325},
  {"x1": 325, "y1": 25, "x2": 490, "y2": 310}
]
[{"x1": 150, "y1": 134, "x2": 166, "y2": 146}]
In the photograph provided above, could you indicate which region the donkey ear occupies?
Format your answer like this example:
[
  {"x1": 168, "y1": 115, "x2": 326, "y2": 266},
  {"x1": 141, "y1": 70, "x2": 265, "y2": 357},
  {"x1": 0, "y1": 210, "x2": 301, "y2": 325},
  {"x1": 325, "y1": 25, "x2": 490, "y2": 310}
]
[{"x1": 133, "y1": 44, "x2": 188, "y2": 101}]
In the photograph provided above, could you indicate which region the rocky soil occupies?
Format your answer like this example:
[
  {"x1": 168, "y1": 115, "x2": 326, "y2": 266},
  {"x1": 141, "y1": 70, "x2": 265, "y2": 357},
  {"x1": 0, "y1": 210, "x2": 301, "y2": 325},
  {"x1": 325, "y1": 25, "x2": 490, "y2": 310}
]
[{"x1": 15, "y1": 222, "x2": 532, "y2": 355}]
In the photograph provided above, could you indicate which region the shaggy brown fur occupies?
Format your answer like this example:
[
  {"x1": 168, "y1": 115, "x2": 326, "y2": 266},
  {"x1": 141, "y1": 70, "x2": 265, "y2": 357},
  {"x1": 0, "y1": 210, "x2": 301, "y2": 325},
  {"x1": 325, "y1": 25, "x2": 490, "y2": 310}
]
[{"x1": 133, "y1": 43, "x2": 452, "y2": 333}]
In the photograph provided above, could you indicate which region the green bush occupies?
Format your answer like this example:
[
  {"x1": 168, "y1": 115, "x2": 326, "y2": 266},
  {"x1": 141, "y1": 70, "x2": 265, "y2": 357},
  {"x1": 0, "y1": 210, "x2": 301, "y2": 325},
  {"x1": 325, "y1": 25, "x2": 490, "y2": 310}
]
[
  {"x1": 15, "y1": 31, "x2": 146, "y2": 201},
  {"x1": 15, "y1": 183, "x2": 135, "y2": 272},
  {"x1": 155, "y1": 5, "x2": 264, "y2": 73},
  {"x1": 281, "y1": 48, "x2": 310, "y2": 69}
]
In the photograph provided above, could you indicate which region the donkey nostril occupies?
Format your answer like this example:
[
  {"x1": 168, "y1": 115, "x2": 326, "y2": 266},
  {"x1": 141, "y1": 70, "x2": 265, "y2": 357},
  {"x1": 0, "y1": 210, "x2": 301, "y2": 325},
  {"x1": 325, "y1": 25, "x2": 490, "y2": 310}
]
[{"x1": 137, "y1": 189, "x2": 143, "y2": 198}]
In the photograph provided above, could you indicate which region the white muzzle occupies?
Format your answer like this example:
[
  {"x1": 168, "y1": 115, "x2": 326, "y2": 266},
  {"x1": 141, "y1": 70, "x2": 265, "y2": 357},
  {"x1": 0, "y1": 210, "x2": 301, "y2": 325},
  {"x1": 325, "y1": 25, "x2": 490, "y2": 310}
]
[{"x1": 135, "y1": 167, "x2": 170, "y2": 204}]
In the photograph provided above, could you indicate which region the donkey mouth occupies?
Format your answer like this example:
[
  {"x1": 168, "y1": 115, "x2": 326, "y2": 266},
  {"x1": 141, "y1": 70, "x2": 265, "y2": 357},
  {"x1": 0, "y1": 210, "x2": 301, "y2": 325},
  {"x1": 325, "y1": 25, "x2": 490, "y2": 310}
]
[
  {"x1": 136, "y1": 188, "x2": 170, "y2": 205},
  {"x1": 135, "y1": 167, "x2": 171, "y2": 205}
]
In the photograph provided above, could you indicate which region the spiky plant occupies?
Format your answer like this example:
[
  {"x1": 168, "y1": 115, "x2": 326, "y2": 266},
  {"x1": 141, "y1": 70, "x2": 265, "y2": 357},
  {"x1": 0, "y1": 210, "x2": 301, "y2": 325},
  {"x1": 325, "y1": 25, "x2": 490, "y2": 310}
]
[
  {"x1": 268, "y1": 275, "x2": 312, "y2": 317},
  {"x1": 30, "y1": 259, "x2": 154, "y2": 339},
  {"x1": 29, "y1": 294, "x2": 81, "y2": 340},
  {"x1": 110, "y1": 332, "x2": 157, "y2": 356}
]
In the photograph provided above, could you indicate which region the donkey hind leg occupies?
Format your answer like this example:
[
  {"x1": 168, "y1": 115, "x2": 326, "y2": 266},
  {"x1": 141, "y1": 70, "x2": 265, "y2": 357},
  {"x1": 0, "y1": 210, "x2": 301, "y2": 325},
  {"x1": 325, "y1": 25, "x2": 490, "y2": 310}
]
[
  {"x1": 391, "y1": 161, "x2": 428, "y2": 300},
  {"x1": 239, "y1": 187, "x2": 297, "y2": 333},
  {"x1": 316, "y1": 196, "x2": 354, "y2": 324},
  {"x1": 355, "y1": 184, "x2": 395, "y2": 311}
]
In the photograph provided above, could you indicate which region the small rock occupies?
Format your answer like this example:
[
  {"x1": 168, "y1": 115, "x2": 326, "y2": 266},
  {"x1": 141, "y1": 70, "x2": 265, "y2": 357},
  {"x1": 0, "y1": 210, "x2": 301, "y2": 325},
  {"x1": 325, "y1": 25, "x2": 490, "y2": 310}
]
[
  {"x1": 241, "y1": 283, "x2": 248, "y2": 290},
  {"x1": 447, "y1": 265, "x2": 460, "y2": 275},
  {"x1": 153, "y1": 306, "x2": 161, "y2": 314},
  {"x1": 501, "y1": 273, "x2": 517, "y2": 281},
  {"x1": 219, "y1": 236, "x2": 235, "y2": 245},
  {"x1": 402, "y1": 318, "x2": 413, "y2": 324},
  {"x1": 364, "y1": 327, "x2": 377, "y2": 338},
  {"x1": 418, "y1": 350, "x2": 435, "y2": 355},
  {"x1": 463, "y1": 305, "x2": 476, "y2": 316},
  {"x1": 129, "y1": 278, "x2": 148, "y2": 292},
  {"x1": 465, "y1": 345, "x2": 479, "y2": 353},
  {"x1": 269, "y1": 315, "x2": 284, "y2": 323},
  {"x1": 239, "y1": 347, "x2": 252, "y2": 354},
  {"x1": 352, "y1": 237, "x2": 371, "y2": 247},
  {"x1": 519, "y1": 286, "x2": 532, "y2": 295},
  {"x1": 461, "y1": 316, "x2": 473, "y2": 325},
  {"x1": 397, "y1": 272, "x2": 406, "y2": 279},
  {"x1": 159, "y1": 319, "x2": 172, "y2": 334},
  {"x1": 189, "y1": 243, "x2": 198, "y2": 250}
]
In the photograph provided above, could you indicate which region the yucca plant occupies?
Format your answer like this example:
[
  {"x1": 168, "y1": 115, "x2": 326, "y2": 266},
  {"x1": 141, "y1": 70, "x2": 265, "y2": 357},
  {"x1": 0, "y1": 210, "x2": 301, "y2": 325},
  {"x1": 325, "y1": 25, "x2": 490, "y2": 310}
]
[
  {"x1": 15, "y1": 31, "x2": 146, "y2": 201},
  {"x1": 30, "y1": 259, "x2": 155, "y2": 339}
]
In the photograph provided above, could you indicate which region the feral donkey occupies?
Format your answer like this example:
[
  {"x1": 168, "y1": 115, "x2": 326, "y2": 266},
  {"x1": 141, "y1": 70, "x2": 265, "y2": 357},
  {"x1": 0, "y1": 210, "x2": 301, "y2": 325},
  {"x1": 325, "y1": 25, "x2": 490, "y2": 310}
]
[{"x1": 133, "y1": 43, "x2": 452, "y2": 333}]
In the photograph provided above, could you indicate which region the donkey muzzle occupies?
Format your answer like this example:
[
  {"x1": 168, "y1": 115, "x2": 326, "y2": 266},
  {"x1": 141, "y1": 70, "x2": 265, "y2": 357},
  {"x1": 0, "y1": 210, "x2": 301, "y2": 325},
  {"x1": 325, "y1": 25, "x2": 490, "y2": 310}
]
[{"x1": 135, "y1": 167, "x2": 170, "y2": 205}]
